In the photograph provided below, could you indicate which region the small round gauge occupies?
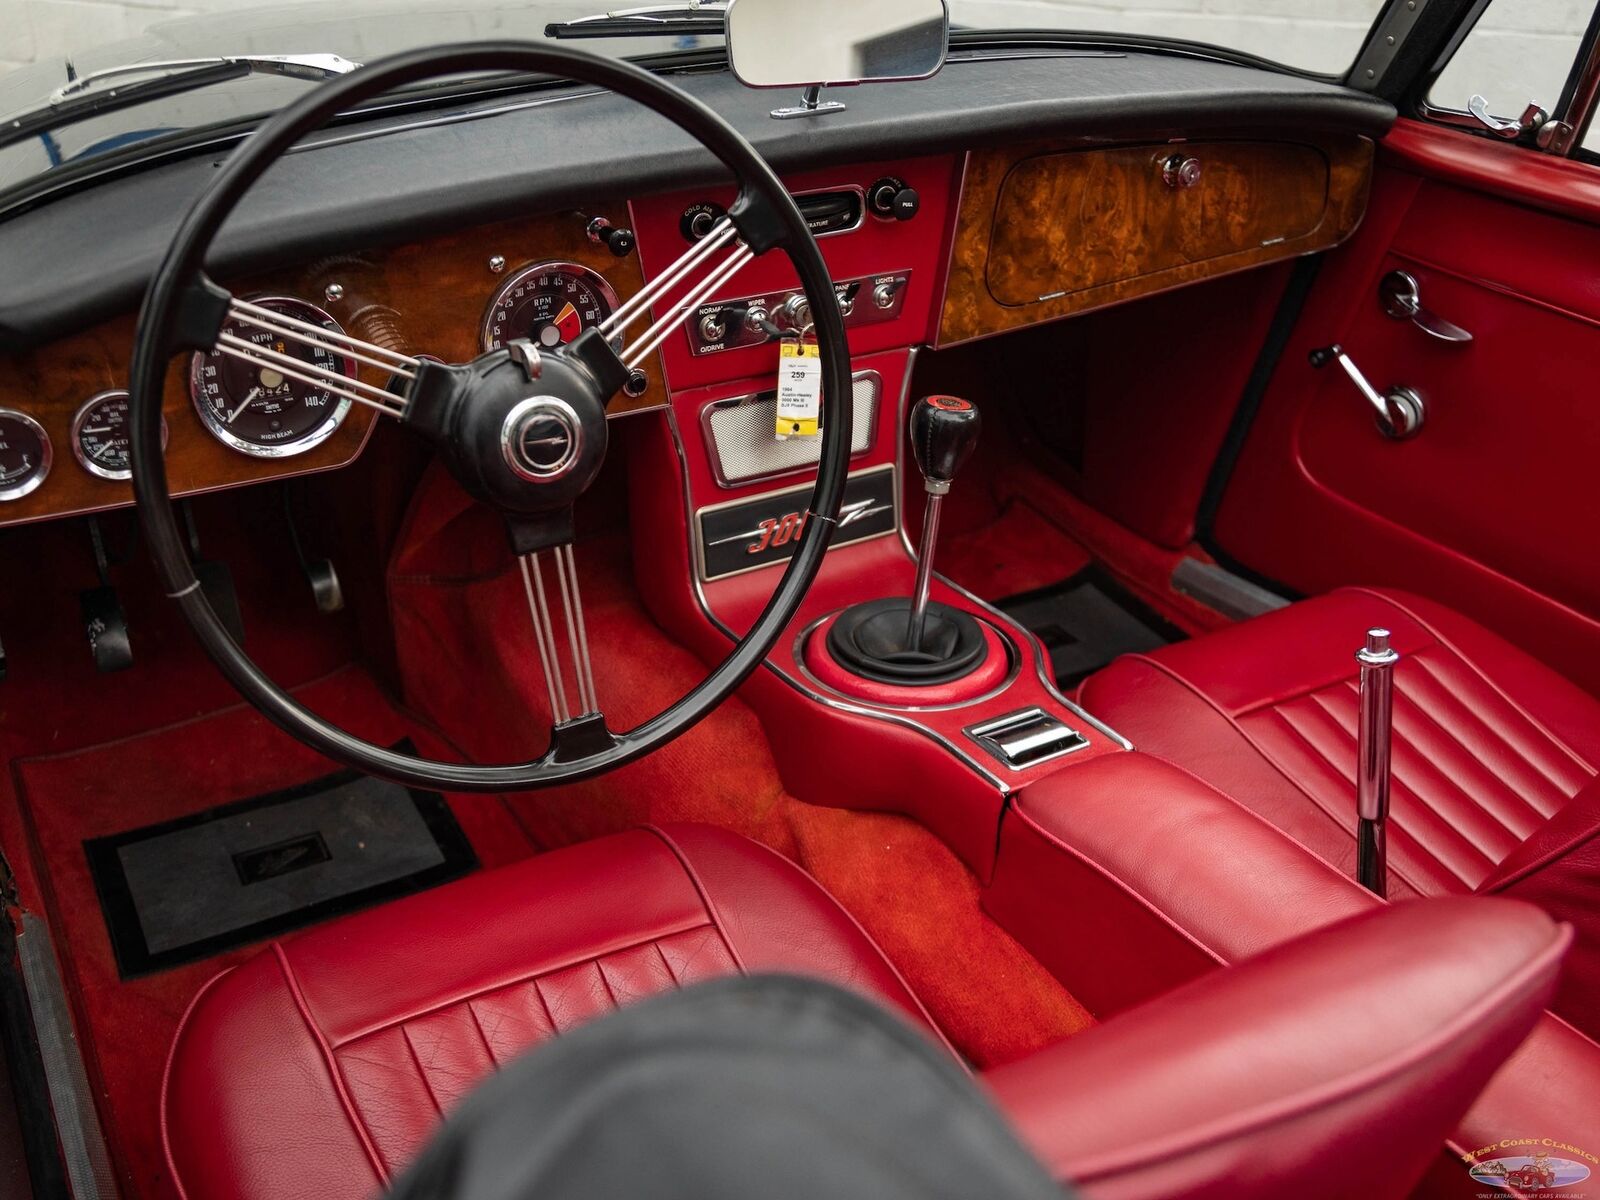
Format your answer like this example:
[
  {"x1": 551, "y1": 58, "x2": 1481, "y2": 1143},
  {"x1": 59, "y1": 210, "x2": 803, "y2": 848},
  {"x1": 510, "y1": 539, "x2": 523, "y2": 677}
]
[
  {"x1": 481, "y1": 261, "x2": 622, "y2": 354},
  {"x1": 0, "y1": 408, "x2": 51, "y2": 502},
  {"x1": 72, "y1": 390, "x2": 169, "y2": 481},
  {"x1": 189, "y1": 297, "x2": 355, "y2": 458}
]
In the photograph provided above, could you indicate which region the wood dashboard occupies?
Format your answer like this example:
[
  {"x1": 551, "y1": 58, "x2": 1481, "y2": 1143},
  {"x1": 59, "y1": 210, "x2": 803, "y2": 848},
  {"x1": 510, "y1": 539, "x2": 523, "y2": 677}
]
[
  {"x1": 0, "y1": 205, "x2": 667, "y2": 529},
  {"x1": 938, "y1": 133, "x2": 1374, "y2": 346}
]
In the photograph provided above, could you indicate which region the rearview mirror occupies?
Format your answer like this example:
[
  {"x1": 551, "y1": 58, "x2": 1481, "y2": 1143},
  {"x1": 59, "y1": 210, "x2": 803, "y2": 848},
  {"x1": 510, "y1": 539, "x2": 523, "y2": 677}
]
[{"x1": 726, "y1": 0, "x2": 949, "y2": 89}]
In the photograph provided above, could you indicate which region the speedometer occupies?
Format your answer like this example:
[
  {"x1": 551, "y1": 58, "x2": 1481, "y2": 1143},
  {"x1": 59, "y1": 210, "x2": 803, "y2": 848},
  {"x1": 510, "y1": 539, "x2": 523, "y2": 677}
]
[
  {"x1": 481, "y1": 262, "x2": 622, "y2": 354},
  {"x1": 189, "y1": 297, "x2": 356, "y2": 458}
]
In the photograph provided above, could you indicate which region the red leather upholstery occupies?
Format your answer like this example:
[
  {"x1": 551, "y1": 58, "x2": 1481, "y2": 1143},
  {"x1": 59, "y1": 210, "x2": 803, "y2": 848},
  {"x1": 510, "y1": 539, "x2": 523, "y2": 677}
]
[
  {"x1": 167, "y1": 817, "x2": 1571, "y2": 1200},
  {"x1": 162, "y1": 824, "x2": 944, "y2": 1200},
  {"x1": 996, "y1": 750, "x2": 1600, "y2": 1199},
  {"x1": 987, "y1": 899, "x2": 1568, "y2": 1200},
  {"x1": 1080, "y1": 587, "x2": 1600, "y2": 900}
]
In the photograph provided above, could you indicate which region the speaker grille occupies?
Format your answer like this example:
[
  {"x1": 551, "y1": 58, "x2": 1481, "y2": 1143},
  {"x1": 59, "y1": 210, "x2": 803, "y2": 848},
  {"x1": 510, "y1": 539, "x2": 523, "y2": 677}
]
[{"x1": 703, "y1": 371, "x2": 880, "y2": 486}]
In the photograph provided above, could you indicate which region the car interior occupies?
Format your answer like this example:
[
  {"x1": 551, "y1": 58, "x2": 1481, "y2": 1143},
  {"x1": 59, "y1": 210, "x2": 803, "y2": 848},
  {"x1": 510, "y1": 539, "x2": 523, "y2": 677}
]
[{"x1": 1, "y1": 0, "x2": 1598, "y2": 1197}]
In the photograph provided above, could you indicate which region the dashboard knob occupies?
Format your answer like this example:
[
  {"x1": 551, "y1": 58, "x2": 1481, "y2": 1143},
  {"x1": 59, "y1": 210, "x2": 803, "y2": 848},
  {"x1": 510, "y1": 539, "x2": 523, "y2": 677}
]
[
  {"x1": 868, "y1": 176, "x2": 919, "y2": 221},
  {"x1": 1162, "y1": 153, "x2": 1203, "y2": 190}
]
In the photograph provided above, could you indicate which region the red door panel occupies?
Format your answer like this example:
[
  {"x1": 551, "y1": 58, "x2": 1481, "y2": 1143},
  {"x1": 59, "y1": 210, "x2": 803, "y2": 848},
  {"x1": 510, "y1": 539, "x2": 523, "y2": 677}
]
[{"x1": 1214, "y1": 119, "x2": 1600, "y2": 693}]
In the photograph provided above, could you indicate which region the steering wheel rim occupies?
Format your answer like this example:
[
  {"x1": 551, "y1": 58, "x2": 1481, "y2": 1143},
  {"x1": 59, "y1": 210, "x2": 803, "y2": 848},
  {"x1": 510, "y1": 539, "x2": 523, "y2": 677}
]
[{"x1": 128, "y1": 42, "x2": 853, "y2": 791}]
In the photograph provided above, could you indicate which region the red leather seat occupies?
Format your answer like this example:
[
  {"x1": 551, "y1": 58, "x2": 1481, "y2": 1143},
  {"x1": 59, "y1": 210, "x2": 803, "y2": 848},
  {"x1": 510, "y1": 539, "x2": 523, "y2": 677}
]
[
  {"x1": 1080, "y1": 586, "x2": 1600, "y2": 1033},
  {"x1": 163, "y1": 825, "x2": 947, "y2": 1200},
  {"x1": 165, "y1": 821, "x2": 1567, "y2": 1200}
]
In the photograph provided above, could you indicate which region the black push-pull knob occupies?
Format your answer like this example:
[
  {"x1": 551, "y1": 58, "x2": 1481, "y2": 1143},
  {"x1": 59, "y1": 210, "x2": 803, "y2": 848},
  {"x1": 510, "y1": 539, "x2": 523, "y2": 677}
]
[{"x1": 909, "y1": 395, "x2": 980, "y2": 495}]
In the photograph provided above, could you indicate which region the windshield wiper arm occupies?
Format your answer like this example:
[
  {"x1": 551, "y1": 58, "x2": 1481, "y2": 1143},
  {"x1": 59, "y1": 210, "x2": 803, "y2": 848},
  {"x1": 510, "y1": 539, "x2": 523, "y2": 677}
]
[
  {"x1": 545, "y1": 4, "x2": 727, "y2": 40},
  {"x1": 2, "y1": 54, "x2": 360, "y2": 154}
]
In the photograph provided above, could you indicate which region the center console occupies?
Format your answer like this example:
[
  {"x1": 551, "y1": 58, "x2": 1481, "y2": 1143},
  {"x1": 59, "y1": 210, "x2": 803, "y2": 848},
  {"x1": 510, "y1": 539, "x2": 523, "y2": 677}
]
[{"x1": 623, "y1": 156, "x2": 1132, "y2": 875}]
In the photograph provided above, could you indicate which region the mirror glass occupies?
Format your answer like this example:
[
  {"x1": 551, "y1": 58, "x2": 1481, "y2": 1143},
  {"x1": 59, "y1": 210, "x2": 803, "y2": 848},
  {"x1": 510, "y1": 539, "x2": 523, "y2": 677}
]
[{"x1": 726, "y1": 0, "x2": 949, "y2": 89}]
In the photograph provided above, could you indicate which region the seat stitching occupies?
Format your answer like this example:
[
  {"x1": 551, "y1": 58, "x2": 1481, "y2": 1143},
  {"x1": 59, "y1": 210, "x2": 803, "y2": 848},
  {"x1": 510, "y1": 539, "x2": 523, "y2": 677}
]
[
  {"x1": 1341, "y1": 586, "x2": 1598, "y2": 776},
  {"x1": 1328, "y1": 675, "x2": 1529, "y2": 854},
  {"x1": 464, "y1": 1000, "x2": 499, "y2": 1067},
  {"x1": 271, "y1": 943, "x2": 392, "y2": 1188},
  {"x1": 1263, "y1": 704, "x2": 1444, "y2": 894},
  {"x1": 652, "y1": 940, "x2": 681, "y2": 988},
  {"x1": 642, "y1": 825, "x2": 959, "y2": 1062},
  {"x1": 1390, "y1": 664, "x2": 1556, "y2": 831},
  {"x1": 637, "y1": 827, "x2": 751, "y2": 975},
  {"x1": 398, "y1": 1024, "x2": 445, "y2": 1117},
  {"x1": 334, "y1": 921, "x2": 715, "y2": 1048},
  {"x1": 1406, "y1": 652, "x2": 1584, "y2": 806},
  {"x1": 1275, "y1": 697, "x2": 1491, "y2": 888}
]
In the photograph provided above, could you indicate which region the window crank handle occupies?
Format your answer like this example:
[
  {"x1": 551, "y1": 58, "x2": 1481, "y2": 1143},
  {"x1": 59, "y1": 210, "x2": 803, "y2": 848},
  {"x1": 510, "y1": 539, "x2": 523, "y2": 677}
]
[{"x1": 1309, "y1": 345, "x2": 1426, "y2": 441}]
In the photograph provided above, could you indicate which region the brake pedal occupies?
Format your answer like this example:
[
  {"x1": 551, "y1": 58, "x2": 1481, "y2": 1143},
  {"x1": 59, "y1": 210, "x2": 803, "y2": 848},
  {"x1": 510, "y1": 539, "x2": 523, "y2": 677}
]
[
  {"x1": 283, "y1": 487, "x2": 344, "y2": 614},
  {"x1": 80, "y1": 516, "x2": 133, "y2": 673},
  {"x1": 181, "y1": 501, "x2": 245, "y2": 644}
]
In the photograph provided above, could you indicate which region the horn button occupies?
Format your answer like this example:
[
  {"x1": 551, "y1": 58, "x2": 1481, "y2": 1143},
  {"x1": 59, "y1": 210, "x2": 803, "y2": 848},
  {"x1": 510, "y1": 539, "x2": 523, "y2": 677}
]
[
  {"x1": 410, "y1": 338, "x2": 611, "y2": 554},
  {"x1": 503, "y1": 397, "x2": 583, "y2": 482}
]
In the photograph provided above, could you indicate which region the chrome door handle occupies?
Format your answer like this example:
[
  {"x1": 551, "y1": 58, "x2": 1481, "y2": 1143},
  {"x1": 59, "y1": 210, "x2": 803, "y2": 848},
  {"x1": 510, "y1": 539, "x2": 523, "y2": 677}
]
[
  {"x1": 1310, "y1": 345, "x2": 1426, "y2": 440},
  {"x1": 1380, "y1": 270, "x2": 1473, "y2": 343},
  {"x1": 1468, "y1": 94, "x2": 1547, "y2": 139}
]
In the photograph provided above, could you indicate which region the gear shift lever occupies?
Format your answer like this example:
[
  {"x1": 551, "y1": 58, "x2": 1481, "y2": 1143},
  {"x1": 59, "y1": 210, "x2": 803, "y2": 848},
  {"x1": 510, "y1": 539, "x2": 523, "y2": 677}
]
[{"x1": 906, "y1": 396, "x2": 981, "y2": 652}]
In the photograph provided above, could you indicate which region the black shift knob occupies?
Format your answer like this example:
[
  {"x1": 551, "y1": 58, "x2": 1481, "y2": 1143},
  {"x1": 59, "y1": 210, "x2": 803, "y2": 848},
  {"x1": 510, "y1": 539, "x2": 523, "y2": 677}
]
[{"x1": 909, "y1": 396, "x2": 981, "y2": 494}]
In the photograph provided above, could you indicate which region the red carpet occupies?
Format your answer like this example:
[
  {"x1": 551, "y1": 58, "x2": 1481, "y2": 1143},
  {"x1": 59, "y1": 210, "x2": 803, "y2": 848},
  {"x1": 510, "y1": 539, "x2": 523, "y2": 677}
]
[
  {"x1": 389, "y1": 467, "x2": 1096, "y2": 1071},
  {"x1": 8, "y1": 667, "x2": 535, "y2": 1200}
]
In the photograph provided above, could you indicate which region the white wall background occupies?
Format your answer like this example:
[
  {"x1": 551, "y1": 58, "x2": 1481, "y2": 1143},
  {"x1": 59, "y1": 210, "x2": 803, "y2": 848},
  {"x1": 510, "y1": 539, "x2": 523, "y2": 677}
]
[{"x1": 0, "y1": 0, "x2": 1594, "y2": 125}]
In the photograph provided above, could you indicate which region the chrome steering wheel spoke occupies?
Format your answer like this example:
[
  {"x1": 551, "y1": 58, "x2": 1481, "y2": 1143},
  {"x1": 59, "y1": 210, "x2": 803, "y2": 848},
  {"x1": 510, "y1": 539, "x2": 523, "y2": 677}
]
[
  {"x1": 518, "y1": 544, "x2": 604, "y2": 732},
  {"x1": 204, "y1": 290, "x2": 419, "y2": 421},
  {"x1": 599, "y1": 218, "x2": 758, "y2": 370}
]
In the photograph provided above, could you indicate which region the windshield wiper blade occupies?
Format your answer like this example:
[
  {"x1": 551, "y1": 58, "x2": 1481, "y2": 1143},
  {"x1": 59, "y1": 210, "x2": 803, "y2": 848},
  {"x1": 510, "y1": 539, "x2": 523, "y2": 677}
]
[
  {"x1": 2, "y1": 54, "x2": 360, "y2": 154},
  {"x1": 545, "y1": 4, "x2": 727, "y2": 40}
]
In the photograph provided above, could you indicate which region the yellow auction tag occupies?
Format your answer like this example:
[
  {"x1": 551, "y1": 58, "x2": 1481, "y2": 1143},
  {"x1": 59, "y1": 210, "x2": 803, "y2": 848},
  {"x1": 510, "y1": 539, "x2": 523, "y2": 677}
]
[{"x1": 775, "y1": 341, "x2": 822, "y2": 440}]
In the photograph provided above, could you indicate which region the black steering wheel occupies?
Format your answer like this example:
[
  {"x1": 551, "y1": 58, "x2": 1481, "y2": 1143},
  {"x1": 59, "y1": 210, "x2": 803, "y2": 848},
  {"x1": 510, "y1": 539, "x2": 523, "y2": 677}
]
[{"x1": 128, "y1": 43, "x2": 852, "y2": 791}]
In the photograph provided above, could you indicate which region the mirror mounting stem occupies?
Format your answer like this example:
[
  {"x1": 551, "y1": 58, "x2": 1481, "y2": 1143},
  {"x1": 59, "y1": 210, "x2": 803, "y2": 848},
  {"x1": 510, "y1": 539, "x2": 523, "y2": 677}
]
[{"x1": 771, "y1": 84, "x2": 848, "y2": 120}]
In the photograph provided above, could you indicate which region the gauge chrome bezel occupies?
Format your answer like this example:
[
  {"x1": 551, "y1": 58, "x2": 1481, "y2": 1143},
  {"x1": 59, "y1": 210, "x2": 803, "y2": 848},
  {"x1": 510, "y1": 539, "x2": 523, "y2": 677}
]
[
  {"x1": 480, "y1": 260, "x2": 624, "y2": 355},
  {"x1": 0, "y1": 407, "x2": 53, "y2": 501},
  {"x1": 188, "y1": 295, "x2": 356, "y2": 459},
  {"x1": 72, "y1": 389, "x2": 170, "y2": 481}
]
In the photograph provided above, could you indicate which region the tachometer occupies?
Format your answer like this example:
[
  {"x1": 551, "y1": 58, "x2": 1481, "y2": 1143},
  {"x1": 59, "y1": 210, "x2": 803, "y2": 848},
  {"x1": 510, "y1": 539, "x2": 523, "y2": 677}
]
[
  {"x1": 189, "y1": 297, "x2": 355, "y2": 458},
  {"x1": 72, "y1": 390, "x2": 169, "y2": 481},
  {"x1": 481, "y1": 262, "x2": 622, "y2": 353},
  {"x1": 0, "y1": 409, "x2": 51, "y2": 501}
]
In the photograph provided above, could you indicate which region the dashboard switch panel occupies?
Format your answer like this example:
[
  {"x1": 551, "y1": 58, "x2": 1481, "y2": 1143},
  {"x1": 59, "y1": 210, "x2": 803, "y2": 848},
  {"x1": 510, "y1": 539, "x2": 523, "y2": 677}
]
[{"x1": 688, "y1": 271, "x2": 911, "y2": 356}]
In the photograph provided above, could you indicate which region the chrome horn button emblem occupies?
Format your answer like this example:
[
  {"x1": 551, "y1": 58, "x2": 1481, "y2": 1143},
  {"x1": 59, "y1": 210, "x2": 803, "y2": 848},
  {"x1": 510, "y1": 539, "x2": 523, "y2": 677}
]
[{"x1": 501, "y1": 396, "x2": 583, "y2": 482}]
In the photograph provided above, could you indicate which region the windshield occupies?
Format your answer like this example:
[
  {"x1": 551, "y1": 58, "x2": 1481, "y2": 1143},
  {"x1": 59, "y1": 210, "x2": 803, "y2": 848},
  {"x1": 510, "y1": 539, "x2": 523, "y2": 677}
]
[{"x1": 0, "y1": 0, "x2": 1385, "y2": 199}]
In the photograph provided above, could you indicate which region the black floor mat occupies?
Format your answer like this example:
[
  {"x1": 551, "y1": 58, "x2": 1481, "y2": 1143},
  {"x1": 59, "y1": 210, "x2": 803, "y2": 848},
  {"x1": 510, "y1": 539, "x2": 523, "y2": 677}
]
[
  {"x1": 1000, "y1": 567, "x2": 1184, "y2": 688},
  {"x1": 85, "y1": 758, "x2": 477, "y2": 977}
]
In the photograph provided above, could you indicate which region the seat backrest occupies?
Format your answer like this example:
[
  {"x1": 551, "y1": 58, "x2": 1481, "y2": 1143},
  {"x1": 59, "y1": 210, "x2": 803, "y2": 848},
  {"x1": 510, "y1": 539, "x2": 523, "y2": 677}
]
[
  {"x1": 985, "y1": 898, "x2": 1568, "y2": 1200},
  {"x1": 1482, "y1": 776, "x2": 1600, "y2": 1043}
]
